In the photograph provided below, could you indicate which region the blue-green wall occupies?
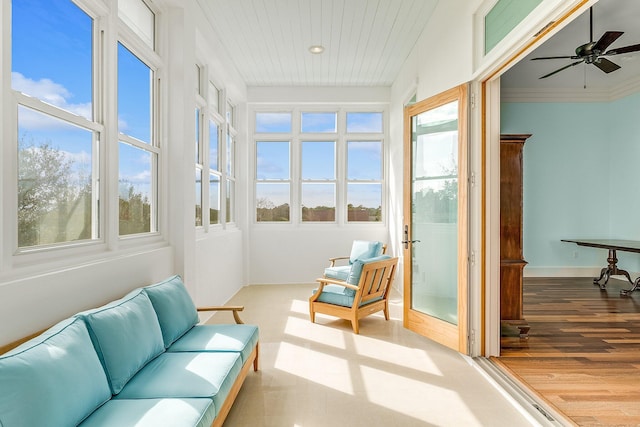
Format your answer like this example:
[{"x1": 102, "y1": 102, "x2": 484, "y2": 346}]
[{"x1": 501, "y1": 92, "x2": 640, "y2": 272}]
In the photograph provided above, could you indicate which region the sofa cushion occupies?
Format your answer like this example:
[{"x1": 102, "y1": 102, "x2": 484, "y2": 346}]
[
  {"x1": 144, "y1": 275, "x2": 199, "y2": 348},
  {"x1": 349, "y1": 240, "x2": 383, "y2": 264},
  {"x1": 168, "y1": 324, "x2": 259, "y2": 363},
  {"x1": 115, "y1": 352, "x2": 242, "y2": 418},
  {"x1": 77, "y1": 288, "x2": 165, "y2": 395},
  {"x1": 0, "y1": 317, "x2": 111, "y2": 427},
  {"x1": 79, "y1": 398, "x2": 215, "y2": 427}
]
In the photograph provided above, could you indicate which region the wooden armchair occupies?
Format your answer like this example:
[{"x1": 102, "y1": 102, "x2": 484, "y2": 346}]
[{"x1": 310, "y1": 256, "x2": 398, "y2": 334}]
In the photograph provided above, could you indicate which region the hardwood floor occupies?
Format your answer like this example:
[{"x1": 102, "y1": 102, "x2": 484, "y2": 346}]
[{"x1": 496, "y1": 277, "x2": 640, "y2": 427}]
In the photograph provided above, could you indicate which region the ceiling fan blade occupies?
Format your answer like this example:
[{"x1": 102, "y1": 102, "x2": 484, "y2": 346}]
[
  {"x1": 539, "y1": 60, "x2": 584, "y2": 79},
  {"x1": 605, "y1": 43, "x2": 640, "y2": 56},
  {"x1": 593, "y1": 57, "x2": 621, "y2": 73},
  {"x1": 593, "y1": 31, "x2": 624, "y2": 53},
  {"x1": 531, "y1": 55, "x2": 579, "y2": 60}
]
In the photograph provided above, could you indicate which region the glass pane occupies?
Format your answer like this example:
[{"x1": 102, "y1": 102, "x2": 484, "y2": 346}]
[
  {"x1": 226, "y1": 132, "x2": 234, "y2": 177},
  {"x1": 346, "y1": 112, "x2": 383, "y2": 133},
  {"x1": 226, "y1": 102, "x2": 234, "y2": 126},
  {"x1": 209, "y1": 120, "x2": 219, "y2": 171},
  {"x1": 195, "y1": 108, "x2": 200, "y2": 163},
  {"x1": 119, "y1": 142, "x2": 153, "y2": 235},
  {"x1": 118, "y1": 0, "x2": 155, "y2": 49},
  {"x1": 347, "y1": 183, "x2": 382, "y2": 222},
  {"x1": 209, "y1": 174, "x2": 220, "y2": 225},
  {"x1": 348, "y1": 141, "x2": 382, "y2": 180},
  {"x1": 195, "y1": 169, "x2": 202, "y2": 227},
  {"x1": 118, "y1": 43, "x2": 152, "y2": 143},
  {"x1": 302, "y1": 183, "x2": 335, "y2": 222},
  {"x1": 255, "y1": 112, "x2": 291, "y2": 133},
  {"x1": 301, "y1": 112, "x2": 337, "y2": 133},
  {"x1": 256, "y1": 141, "x2": 289, "y2": 180},
  {"x1": 411, "y1": 100, "x2": 459, "y2": 325},
  {"x1": 12, "y1": 0, "x2": 93, "y2": 121},
  {"x1": 17, "y1": 106, "x2": 95, "y2": 247},
  {"x1": 226, "y1": 180, "x2": 234, "y2": 223},
  {"x1": 256, "y1": 183, "x2": 290, "y2": 222},
  {"x1": 302, "y1": 141, "x2": 335, "y2": 180}
]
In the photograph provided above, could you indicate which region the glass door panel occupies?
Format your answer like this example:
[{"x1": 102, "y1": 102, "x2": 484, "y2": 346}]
[{"x1": 403, "y1": 84, "x2": 468, "y2": 353}]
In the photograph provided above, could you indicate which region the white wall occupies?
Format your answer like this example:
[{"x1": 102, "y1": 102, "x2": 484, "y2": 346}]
[
  {"x1": 246, "y1": 86, "x2": 393, "y2": 285},
  {"x1": 0, "y1": 1, "x2": 248, "y2": 347}
]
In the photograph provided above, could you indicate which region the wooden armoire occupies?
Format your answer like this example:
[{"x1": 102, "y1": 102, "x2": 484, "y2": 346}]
[{"x1": 500, "y1": 134, "x2": 531, "y2": 337}]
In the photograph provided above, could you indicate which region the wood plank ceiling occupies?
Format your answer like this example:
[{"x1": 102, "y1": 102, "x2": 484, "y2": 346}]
[{"x1": 198, "y1": 0, "x2": 439, "y2": 86}]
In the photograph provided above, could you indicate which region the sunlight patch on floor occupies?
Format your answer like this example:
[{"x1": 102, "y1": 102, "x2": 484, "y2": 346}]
[{"x1": 274, "y1": 341, "x2": 355, "y2": 394}]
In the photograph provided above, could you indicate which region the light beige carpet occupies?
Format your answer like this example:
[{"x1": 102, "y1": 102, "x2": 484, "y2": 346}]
[{"x1": 205, "y1": 284, "x2": 535, "y2": 427}]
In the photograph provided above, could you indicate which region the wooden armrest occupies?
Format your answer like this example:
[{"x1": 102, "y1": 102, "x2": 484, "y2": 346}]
[
  {"x1": 315, "y1": 277, "x2": 359, "y2": 291},
  {"x1": 328, "y1": 256, "x2": 349, "y2": 267},
  {"x1": 197, "y1": 305, "x2": 245, "y2": 324}
]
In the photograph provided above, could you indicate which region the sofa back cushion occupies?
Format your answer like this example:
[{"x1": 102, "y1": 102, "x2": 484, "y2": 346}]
[
  {"x1": 77, "y1": 288, "x2": 165, "y2": 395},
  {"x1": 0, "y1": 317, "x2": 111, "y2": 427},
  {"x1": 144, "y1": 275, "x2": 199, "y2": 348}
]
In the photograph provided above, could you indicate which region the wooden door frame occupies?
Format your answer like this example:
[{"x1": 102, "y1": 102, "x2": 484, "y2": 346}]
[
  {"x1": 403, "y1": 83, "x2": 469, "y2": 354},
  {"x1": 480, "y1": 0, "x2": 593, "y2": 356}
]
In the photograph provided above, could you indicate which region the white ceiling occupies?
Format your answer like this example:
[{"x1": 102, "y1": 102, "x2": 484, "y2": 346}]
[
  {"x1": 502, "y1": 0, "x2": 640, "y2": 90},
  {"x1": 198, "y1": 0, "x2": 439, "y2": 87}
]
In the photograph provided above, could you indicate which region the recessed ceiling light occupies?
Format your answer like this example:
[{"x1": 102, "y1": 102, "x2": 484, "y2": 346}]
[{"x1": 309, "y1": 45, "x2": 325, "y2": 54}]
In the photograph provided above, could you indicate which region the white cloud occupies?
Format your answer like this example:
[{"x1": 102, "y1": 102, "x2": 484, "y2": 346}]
[{"x1": 12, "y1": 72, "x2": 92, "y2": 125}]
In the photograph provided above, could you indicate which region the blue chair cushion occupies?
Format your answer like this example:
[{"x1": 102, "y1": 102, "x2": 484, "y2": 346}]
[
  {"x1": 144, "y1": 275, "x2": 200, "y2": 348},
  {"x1": 0, "y1": 317, "x2": 111, "y2": 427},
  {"x1": 77, "y1": 288, "x2": 165, "y2": 395},
  {"x1": 115, "y1": 352, "x2": 242, "y2": 418},
  {"x1": 79, "y1": 398, "x2": 215, "y2": 427},
  {"x1": 168, "y1": 324, "x2": 259, "y2": 364},
  {"x1": 313, "y1": 284, "x2": 383, "y2": 308},
  {"x1": 323, "y1": 265, "x2": 351, "y2": 281},
  {"x1": 349, "y1": 240, "x2": 383, "y2": 264},
  {"x1": 346, "y1": 254, "x2": 392, "y2": 286}
]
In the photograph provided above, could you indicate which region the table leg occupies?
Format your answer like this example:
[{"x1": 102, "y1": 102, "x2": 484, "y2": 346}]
[
  {"x1": 592, "y1": 249, "x2": 634, "y2": 290},
  {"x1": 621, "y1": 277, "x2": 640, "y2": 296}
]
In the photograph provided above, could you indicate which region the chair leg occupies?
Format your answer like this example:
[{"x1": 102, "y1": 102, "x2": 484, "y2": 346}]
[
  {"x1": 309, "y1": 303, "x2": 316, "y2": 323},
  {"x1": 383, "y1": 301, "x2": 390, "y2": 321}
]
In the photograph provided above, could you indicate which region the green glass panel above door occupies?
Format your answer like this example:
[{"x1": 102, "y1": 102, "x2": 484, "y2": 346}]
[{"x1": 485, "y1": 0, "x2": 542, "y2": 54}]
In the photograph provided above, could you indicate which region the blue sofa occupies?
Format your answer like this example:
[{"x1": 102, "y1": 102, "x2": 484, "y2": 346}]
[{"x1": 0, "y1": 275, "x2": 259, "y2": 427}]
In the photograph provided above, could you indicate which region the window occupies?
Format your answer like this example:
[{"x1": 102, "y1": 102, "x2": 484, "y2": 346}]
[
  {"x1": 209, "y1": 118, "x2": 221, "y2": 225},
  {"x1": 225, "y1": 102, "x2": 236, "y2": 223},
  {"x1": 347, "y1": 141, "x2": 382, "y2": 222},
  {"x1": 256, "y1": 141, "x2": 290, "y2": 222},
  {"x1": 117, "y1": 42, "x2": 158, "y2": 236},
  {"x1": 253, "y1": 109, "x2": 385, "y2": 224},
  {"x1": 12, "y1": 0, "x2": 100, "y2": 249},
  {"x1": 301, "y1": 141, "x2": 336, "y2": 221}
]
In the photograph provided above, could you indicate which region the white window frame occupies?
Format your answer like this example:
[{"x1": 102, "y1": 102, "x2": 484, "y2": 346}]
[{"x1": 251, "y1": 106, "x2": 387, "y2": 226}]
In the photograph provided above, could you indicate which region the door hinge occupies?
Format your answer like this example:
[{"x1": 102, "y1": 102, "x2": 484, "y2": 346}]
[
  {"x1": 470, "y1": 92, "x2": 476, "y2": 109},
  {"x1": 468, "y1": 329, "x2": 476, "y2": 346},
  {"x1": 468, "y1": 171, "x2": 476, "y2": 187},
  {"x1": 469, "y1": 250, "x2": 476, "y2": 266}
]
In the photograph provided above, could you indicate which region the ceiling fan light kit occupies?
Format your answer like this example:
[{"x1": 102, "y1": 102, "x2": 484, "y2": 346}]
[{"x1": 532, "y1": 7, "x2": 640, "y2": 79}]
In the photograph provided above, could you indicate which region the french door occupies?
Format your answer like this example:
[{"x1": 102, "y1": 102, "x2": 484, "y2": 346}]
[{"x1": 403, "y1": 84, "x2": 469, "y2": 353}]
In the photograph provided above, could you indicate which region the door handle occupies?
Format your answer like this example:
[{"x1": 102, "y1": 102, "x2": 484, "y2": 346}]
[{"x1": 402, "y1": 225, "x2": 421, "y2": 249}]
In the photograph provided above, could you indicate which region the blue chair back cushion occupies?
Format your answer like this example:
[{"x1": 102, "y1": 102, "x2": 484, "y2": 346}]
[
  {"x1": 349, "y1": 240, "x2": 383, "y2": 264},
  {"x1": 144, "y1": 275, "x2": 199, "y2": 348},
  {"x1": 0, "y1": 317, "x2": 111, "y2": 427},
  {"x1": 77, "y1": 288, "x2": 165, "y2": 395}
]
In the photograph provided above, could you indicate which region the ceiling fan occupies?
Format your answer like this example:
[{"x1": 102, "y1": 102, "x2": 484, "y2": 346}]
[{"x1": 531, "y1": 7, "x2": 640, "y2": 79}]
